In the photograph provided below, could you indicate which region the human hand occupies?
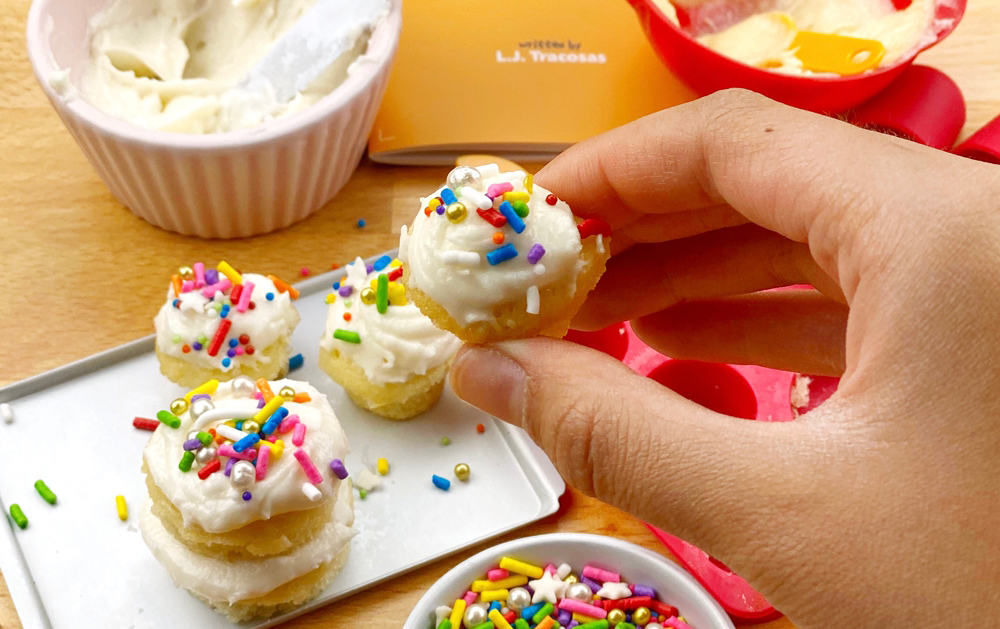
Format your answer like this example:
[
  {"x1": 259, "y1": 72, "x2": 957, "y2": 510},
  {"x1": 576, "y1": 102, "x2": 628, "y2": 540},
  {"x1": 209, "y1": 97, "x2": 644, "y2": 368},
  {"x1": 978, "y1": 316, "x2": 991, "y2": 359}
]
[{"x1": 449, "y1": 89, "x2": 1000, "y2": 627}]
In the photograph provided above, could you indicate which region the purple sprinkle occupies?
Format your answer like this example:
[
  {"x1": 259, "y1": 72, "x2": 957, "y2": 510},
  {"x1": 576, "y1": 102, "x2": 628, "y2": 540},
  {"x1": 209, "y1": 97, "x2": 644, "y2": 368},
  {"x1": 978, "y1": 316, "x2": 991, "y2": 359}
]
[
  {"x1": 190, "y1": 394, "x2": 210, "y2": 402},
  {"x1": 204, "y1": 269, "x2": 219, "y2": 285},
  {"x1": 257, "y1": 398, "x2": 266, "y2": 409},
  {"x1": 632, "y1": 584, "x2": 657, "y2": 598},
  {"x1": 183, "y1": 438, "x2": 203, "y2": 451},
  {"x1": 338, "y1": 284, "x2": 354, "y2": 297},
  {"x1": 242, "y1": 491, "x2": 252, "y2": 501},
  {"x1": 527, "y1": 243, "x2": 546, "y2": 264},
  {"x1": 191, "y1": 342, "x2": 202, "y2": 351},
  {"x1": 557, "y1": 610, "x2": 572, "y2": 626},
  {"x1": 227, "y1": 348, "x2": 236, "y2": 358},
  {"x1": 436, "y1": 205, "x2": 446, "y2": 214},
  {"x1": 366, "y1": 264, "x2": 374, "y2": 273},
  {"x1": 581, "y1": 575, "x2": 602, "y2": 593},
  {"x1": 567, "y1": 622, "x2": 579, "y2": 629},
  {"x1": 329, "y1": 458, "x2": 349, "y2": 480},
  {"x1": 224, "y1": 457, "x2": 236, "y2": 476}
]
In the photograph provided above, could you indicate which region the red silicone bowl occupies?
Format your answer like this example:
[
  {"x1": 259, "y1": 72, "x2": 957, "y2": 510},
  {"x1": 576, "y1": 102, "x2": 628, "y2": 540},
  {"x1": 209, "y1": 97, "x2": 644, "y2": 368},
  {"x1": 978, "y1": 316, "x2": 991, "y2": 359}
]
[{"x1": 627, "y1": 0, "x2": 966, "y2": 113}]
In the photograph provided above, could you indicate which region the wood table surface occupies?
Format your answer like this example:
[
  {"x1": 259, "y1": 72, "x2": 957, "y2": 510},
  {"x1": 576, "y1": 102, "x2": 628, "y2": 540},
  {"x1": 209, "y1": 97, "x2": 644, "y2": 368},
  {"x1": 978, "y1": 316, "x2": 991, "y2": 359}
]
[{"x1": 2, "y1": 0, "x2": 999, "y2": 627}]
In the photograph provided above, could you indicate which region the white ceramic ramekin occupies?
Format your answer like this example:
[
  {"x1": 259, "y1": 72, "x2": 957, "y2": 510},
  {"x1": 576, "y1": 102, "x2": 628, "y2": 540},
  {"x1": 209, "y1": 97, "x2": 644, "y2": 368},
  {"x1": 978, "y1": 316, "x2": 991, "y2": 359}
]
[
  {"x1": 404, "y1": 533, "x2": 735, "y2": 629},
  {"x1": 26, "y1": 0, "x2": 401, "y2": 238}
]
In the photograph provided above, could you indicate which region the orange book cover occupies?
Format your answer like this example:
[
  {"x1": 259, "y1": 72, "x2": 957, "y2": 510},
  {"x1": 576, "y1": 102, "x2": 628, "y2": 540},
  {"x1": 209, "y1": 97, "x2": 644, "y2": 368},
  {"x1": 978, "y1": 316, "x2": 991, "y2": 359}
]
[{"x1": 368, "y1": 0, "x2": 696, "y2": 164}]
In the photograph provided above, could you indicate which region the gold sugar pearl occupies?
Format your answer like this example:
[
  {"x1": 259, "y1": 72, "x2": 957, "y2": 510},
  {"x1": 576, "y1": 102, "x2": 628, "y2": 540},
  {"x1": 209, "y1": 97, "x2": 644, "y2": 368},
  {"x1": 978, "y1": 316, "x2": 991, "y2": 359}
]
[
  {"x1": 169, "y1": 398, "x2": 189, "y2": 415},
  {"x1": 445, "y1": 202, "x2": 468, "y2": 224},
  {"x1": 278, "y1": 386, "x2": 296, "y2": 399},
  {"x1": 632, "y1": 607, "x2": 652, "y2": 625},
  {"x1": 607, "y1": 609, "x2": 626, "y2": 626},
  {"x1": 360, "y1": 287, "x2": 377, "y2": 305},
  {"x1": 178, "y1": 266, "x2": 194, "y2": 280},
  {"x1": 242, "y1": 420, "x2": 260, "y2": 434},
  {"x1": 564, "y1": 575, "x2": 578, "y2": 584},
  {"x1": 454, "y1": 462, "x2": 470, "y2": 481}
]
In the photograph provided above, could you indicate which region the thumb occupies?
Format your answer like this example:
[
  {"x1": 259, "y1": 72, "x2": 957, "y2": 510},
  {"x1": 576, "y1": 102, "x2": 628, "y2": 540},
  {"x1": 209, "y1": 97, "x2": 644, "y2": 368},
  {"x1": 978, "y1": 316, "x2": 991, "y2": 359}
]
[{"x1": 450, "y1": 337, "x2": 820, "y2": 570}]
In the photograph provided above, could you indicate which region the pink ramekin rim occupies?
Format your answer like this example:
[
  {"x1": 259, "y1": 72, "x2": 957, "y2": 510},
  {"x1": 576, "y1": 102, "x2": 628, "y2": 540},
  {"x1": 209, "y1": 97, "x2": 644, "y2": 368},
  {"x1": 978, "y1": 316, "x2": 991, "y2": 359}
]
[{"x1": 25, "y1": 0, "x2": 402, "y2": 152}]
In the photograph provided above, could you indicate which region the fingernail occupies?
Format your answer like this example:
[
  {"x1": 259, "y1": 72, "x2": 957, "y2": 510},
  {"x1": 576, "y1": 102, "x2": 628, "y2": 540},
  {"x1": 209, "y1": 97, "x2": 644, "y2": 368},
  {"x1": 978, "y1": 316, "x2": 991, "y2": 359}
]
[{"x1": 450, "y1": 346, "x2": 526, "y2": 425}]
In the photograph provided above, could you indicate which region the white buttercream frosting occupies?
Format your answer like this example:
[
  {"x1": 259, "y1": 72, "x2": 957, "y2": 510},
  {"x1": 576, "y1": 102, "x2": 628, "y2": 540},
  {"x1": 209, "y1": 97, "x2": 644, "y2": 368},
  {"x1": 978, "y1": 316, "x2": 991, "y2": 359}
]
[
  {"x1": 319, "y1": 257, "x2": 460, "y2": 385},
  {"x1": 143, "y1": 378, "x2": 350, "y2": 532},
  {"x1": 153, "y1": 271, "x2": 299, "y2": 373},
  {"x1": 139, "y1": 479, "x2": 353, "y2": 603},
  {"x1": 401, "y1": 165, "x2": 584, "y2": 325}
]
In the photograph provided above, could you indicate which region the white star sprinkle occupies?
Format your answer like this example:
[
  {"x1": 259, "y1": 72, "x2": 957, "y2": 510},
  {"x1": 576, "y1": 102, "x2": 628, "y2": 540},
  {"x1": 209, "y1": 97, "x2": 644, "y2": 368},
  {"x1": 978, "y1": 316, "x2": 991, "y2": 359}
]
[
  {"x1": 528, "y1": 571, "x2": 568, "y2": 604},
  {"x1": 596, "y1": 581, "x2": 632, "y2": 599}
]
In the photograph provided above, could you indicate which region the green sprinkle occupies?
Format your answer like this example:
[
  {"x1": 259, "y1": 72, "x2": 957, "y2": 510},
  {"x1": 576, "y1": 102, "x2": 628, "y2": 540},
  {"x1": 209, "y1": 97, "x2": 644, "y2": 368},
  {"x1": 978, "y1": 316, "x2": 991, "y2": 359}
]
[
  {"x1": 9, "y1": 504, "x2": 27, "y2": 529},
  {"x1": 197, "y1": 431, "x2": 213, "y2": 447},
  {"x1": 440, "y1": 436, "x2": 451, "y2": 446},
  {"x1": 344, "y1": 300, "x2": 352, "y2": 308},
  {"x1": 34, "y1": 480, "x2": 57, "y2": 505},
  {"x1": 436, "y1": 620, "x2": 452, "y2": 629},
  {"x1": 359, "y1": 488, "x2": 368, "y2": 500},
  {"x1": 157, "y1": 410, "x2": 181, "y2": 429},
  {"x1": 470, "y1": 622, "x2": 493, "y2": 629},
  {"x1": 197, "y1": 334, "x2": 208, "y2": 344},
  {"x1": 179, "y1": 451, "x2": 195, "y2": 472},
  {"x1": 576, "y1": 622, "x2": 610, "y2": 629},
  {"x1": 616, "y1": 623, "x2": 636, "y2": 629},
  {"x1": 376, "y1": 273, "x2": 389, "y2": 314},
  {"x1": 511, "y1": 200, "x2": 529, "y2": 217},
  {"x1": 514, "y1": 619, "x2": 530, "y2": 629},
  {"x1": 532, "y1": 602, "x2": 554, "y2": 624},
  {"x1": 333, "y1": 329, "x2": 361, "y2": 344},
  {"x1": 171, "y1": 334, "x2": 182, "y2": 344}
]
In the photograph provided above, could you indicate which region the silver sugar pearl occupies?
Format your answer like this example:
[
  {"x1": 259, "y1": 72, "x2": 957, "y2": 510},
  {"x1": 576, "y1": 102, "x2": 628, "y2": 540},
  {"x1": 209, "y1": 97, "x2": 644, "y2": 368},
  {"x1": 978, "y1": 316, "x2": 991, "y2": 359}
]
[
  {"x1": 231, "y1": 375, "x2": 256, "y2": 398},
  {"x1": 446, "y1": 165, "x2": 483, "y2": 192},
  {"x1": 463, "y1": 603, "x2": 488, "y2": 628},
  {"x1": 190, "y1": 397, "x2": 215, "y2": 420},
  {"x1": 507, "y1": 587, "x2": 531, "y2": 611},
  {"x1": 230, "y1": 460, "x2": 256, "y2": 490},
  {"x1": 566, "y1": 582, "x2": 593, "y2": 602},
  {"x1": 195, "y1": 446, "x2": 217, "y2": 465}
]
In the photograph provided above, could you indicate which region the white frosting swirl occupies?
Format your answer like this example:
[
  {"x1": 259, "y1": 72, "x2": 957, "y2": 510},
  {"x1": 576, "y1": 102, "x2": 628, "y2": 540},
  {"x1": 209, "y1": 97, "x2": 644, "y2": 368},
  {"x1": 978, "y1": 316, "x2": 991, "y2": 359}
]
[
  {"x1": 402, "y1": 166, "x2": 583, "y2": 325},
  {"x1": 139, "y1": 480, "x2": 353, "y2": 603},
  {"x1": 319, "y1": 257, "x2": 460, "y2": 384},
  {"x1": 153, "y1": 272, "x2": 299, "y2": 372},
  {"x1": 143, "y1": 378, "x2": 349, "y2": 532}
]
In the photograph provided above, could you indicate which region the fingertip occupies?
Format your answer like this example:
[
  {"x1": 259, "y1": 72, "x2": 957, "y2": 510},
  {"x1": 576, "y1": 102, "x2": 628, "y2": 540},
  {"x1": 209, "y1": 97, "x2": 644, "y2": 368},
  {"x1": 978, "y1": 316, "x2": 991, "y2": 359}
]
[{"x1": 449, "y1": 344, "x2": 527, "y2": 425}]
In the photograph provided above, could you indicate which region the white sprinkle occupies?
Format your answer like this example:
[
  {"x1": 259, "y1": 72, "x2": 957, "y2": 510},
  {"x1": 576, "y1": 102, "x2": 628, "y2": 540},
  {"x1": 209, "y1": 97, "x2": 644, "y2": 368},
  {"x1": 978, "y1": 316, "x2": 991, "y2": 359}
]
[
  {"x1": 216, "y1": 424, "x2": 249, "y2": 442},
  {"x1": 441, "y1": 250, "x2": 481, "y2": 266},
  {"x1": 526, "y1": 285, "x2": 540, "y2": 315},
  {"x1": 354, "y1": 468, "x2": 382, "y2": 491},
  {"x1": 556, "y1": 562, "x2": 572, "y2": 579},
  {"x1": 476, "y1": 163, "x2": 500, "y2": 179},
  {"x1": 398, "y1": 224, "x2": 409, "y2": 263},
  {"x1": 460, "y1": 187, "x2": 492, "y2": 210},
  {"x1": 301, "y1": 482, "x2": 322, "y2": 502},
  {"x1": 435, "y1": 606, "x2": 452, "y2": 625},
  {"x1": 533, "y1": 263, "x2": 546, "y2": 276},
  {"x1": 596, "y1": 582, "x2": 632, "y2": 599},
  {"x1": 1, "y1": 403, "x2": 12, "y2": 424},
  {"x1": 596, "y1": 234, "x2": 605, "y2": 254}
]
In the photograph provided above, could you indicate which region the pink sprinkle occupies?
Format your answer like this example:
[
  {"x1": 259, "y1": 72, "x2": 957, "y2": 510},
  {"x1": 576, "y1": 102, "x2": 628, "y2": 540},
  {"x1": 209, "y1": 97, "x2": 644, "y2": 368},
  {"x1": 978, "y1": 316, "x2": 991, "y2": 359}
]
[
  {"x1": 236, "y1": 280, "x2": 255, "y2": 313},
  {"x1": 463, "y1": 591, "x2": 478, "y2": 606},
  {"x1": 293, "y1": 448, "x2": 323, "y2": 484},
  {"x1": 487, "y1": 568, "x2": 510, "y2": 581},
  {"x1": 557, "y1": 599, "x2": 607, "y2": 619},
  {"x1": 279, "y1": 415, "x2": 300, "y2": 434},
  {"x1": 582, "y1": 565, "x2": 620, "y2": 583},
  {"x1": 486, "y1": 182, "x2": 514, "y2": 199},
  {"x1": 300, "y1": 267, "x2": 310, "y2": 277},
  {"x1": 201, "y1": 279, "x2": 232, "y2": 298},
  {"x1": 193, "y1": 262, "x2": 205, "y2": 288},
  {"x1": 181, "y1": 280, "x2": 195, "y2": 292},
  {"x1": 664, "y1": 617, "x2": 694, "y2": 629},
  {"x1": 544, "y1": 563, "x2": 558, "y2": 576},
  {"x1": 234, "y1": 346, "x2": 244, "y2": 356},
  {"x1": 292, "y1": 422, "x2": 306, "y2": 446},
  {"x1": 256, "y1": 445, "x2": 270, "y2": 481},
  {"x1": 219, "y1": 444, "x2": 257, "y2": 461},
  {"x1": 253, "y1": 392, "x2": 263, "y2": 400},
  {"x1": 265, "y1": 434, "x2": 277, "y2": 443}
]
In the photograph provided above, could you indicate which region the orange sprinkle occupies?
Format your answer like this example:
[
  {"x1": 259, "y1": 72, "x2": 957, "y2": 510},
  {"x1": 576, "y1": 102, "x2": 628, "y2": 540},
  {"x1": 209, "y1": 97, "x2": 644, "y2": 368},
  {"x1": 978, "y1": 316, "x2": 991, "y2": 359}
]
[
  {"x1": 267, "y1": 274, "x2": 300, "y2": 300},
  {"x1": 171, "y1": 274, "x2": 182, "y2": 297},
  {"x1": 331, "y1": 263, "x2": 340, "y2": 270},
  {"x1": 181, "y1": 344, "x2": 190, "y2": 353},
  {"x1": 535, "y1": 618, "x2": 555, "y2": 629},
  {"x1": 492, "y1": 231, "x2": 505, "y2": 244},
  {"x1": 293, "y1": 392, "x2": 312, "y2": 403},
  {"x1": 343, "y1": 312, "x2": 352, "y2": 321},
  {"x1": 424, "y1": 206, "x2": 432, "y2": 216},
  {"x1": 476, "y1": 423, "x2": 485, "y2": 433},
  {"x1": 256, "y1": 378, "x2": 275, "y2": 402}
]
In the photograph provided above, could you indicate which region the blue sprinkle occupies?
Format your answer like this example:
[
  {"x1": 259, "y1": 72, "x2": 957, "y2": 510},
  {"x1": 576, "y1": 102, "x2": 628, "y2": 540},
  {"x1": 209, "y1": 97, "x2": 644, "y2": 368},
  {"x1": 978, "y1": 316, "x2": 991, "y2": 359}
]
[
  {"x1": 242, "y1": 491, "x2": 252, "y2": 501},
  {"x1": 220, "y1": 304, "x2": 230, "y2": 318},
  {"x1": 228, "y1": 338, "x2": 239, "y2": 348},
  {"x1": 221, "y1": 357, "x2": 232, "y2": 368},
  {"x1": 497, "y1": 201, "x2": 525, "y2": 233},
  {"x1": 233, "y1": 432, "x2": 260, "y2": 453},
  {"x1": 432, "y1": 474, "x2": 451, "y2": 491},
  {"x1": 489, "y1": 601, "x2": 502, "y2": 612},
  {"x1": 357, "y1": 218, "x2": 366, "y2": 228},
  {"x1": 332, "y1": 281, "x2": 340, "y2": 290},
  {"x1": 288, "y1": 353, "x2": 304, "y2": 372},
  {"x1": 486, "y1": 243, "x2": 518, "y2": 265},
  {"x1": 172, "y1": 299, "x2": 180, "y2": 308},
  {"x1": 522, "y1": 603, "x2": 544, "y2": 620},
  {"x1": 227, "y1": 348, "x2": 236, "y2": 358},
  {"x1": 192, "y1": 342, "x2": 203, "y2": 351},
  {"x1": 266, "y1": 292, "x2": 275, "y2": 301},
  {"x1": 440, "y1": 187, "x2": 457, "y2": 205},
  {"x1": 235, "y1": 420, "x2": 244, "y2": 430},
  {"x1": 372, "y1": 255, "x2": 392, "y2": 271}
]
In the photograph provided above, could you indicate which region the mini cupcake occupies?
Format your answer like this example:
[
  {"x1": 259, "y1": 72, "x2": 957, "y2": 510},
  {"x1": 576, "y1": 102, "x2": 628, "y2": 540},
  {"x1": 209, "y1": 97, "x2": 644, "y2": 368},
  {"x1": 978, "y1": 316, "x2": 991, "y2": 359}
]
[
  {"x1": 319, "y1": 256, "x2": 461, "y2": 420},
  {"x1": 139, "y1": 377, "x2": 353, "y2": 621},
  {"x1": 154, "y1": 261, "x2": 300, "y2": 387},
  {"x1": 400, "y1": 164, "x2": 610, "y2": 344}
]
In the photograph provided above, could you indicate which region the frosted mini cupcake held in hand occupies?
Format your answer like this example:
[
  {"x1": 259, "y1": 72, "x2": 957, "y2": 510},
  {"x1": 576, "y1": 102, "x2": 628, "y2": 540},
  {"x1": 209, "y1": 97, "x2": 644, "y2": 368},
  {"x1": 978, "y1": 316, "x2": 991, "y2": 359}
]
[{"x1": 400, "y1": 164, "x2": 610, "y2": 343}]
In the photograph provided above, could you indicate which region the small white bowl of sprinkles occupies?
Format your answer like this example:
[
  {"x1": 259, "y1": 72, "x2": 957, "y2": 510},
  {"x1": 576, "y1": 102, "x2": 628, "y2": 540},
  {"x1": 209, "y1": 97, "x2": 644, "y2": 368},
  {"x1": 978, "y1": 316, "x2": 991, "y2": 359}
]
[{"x1": 404, "y1": 533, "x2": 735, "y2": 629}]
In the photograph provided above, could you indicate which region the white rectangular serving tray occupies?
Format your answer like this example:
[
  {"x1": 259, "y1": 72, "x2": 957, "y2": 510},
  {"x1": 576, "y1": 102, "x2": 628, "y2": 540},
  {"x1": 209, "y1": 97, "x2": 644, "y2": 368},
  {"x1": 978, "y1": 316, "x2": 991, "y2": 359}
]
[{"x1": 0, "y1": 253, "x2": 565, "y2": 629}]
